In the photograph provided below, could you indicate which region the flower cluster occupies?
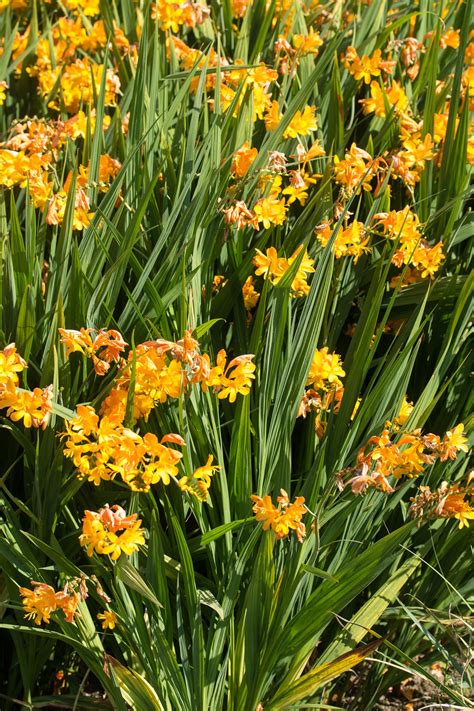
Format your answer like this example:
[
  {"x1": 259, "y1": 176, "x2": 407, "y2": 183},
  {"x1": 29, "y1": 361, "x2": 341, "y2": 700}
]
[
  {"x1": 151, "y1": 0, "x2": 210, "y2": 32},
  {"x1": 252, "y1": 246, "x2": 315, "y2": 297},
  {"x1": 102, "y1": 333, "x2": 255, "y2": 422},
  {"x1": 341, "y1": 423, "x2": 469, "y2": 495},
  {"x1": 410, "y1": 478, "x2": 474, "y2": 529},
  {"x1": 298, "y1": 347, "x2": 345, "y2": 436},
  {"x1": 0, "y1": 344, "x2": 52, "y2": 429},
  {"x1": 19, "y1": 582, "x2": 79, "y2": 626},
  {"x1": 170, "y1": 37, "x2": 279, "y2": 122},
  {"x1": 0, "y1": 3, "x2": 129, "y2": 233},
  {"x1": 62, "y1": 405, "x2": 185, "y2": 491},
  {"x1": 79, "y1": 505, "x2": 146, "y2": 560},
  {"x1": 251, "y1": 489, "x2": 307, "y2": 542},
  {"x1": 224, "y1": 140, "x2": 323, "y2": 232},
  {"x1": 315, "y1": 220, "x2": 371, "y2": 264},
  {"x1": 59, "y1": 328, "x2": 127, "y2": 376},
  {"x1": 59, "y1": 329, "x2": 256, "y2": 423},
  {"x1": 314, "y1": 205, "x2": 445, "y2": 285},
  {"x1": 374, "y1": 208, "x2": 445, "y2": 283},
  {"x1": 343, "y1": 45, "x2": 395, "y2": 85},
  {"x1": 333, "y1": 143, "x2": 385, "y2": 196}
]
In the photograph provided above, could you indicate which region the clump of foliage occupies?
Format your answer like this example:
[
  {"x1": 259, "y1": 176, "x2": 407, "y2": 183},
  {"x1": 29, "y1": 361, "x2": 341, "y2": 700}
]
[{"x1": 0, "y1": 0, "x2": 472, "y2": 708}]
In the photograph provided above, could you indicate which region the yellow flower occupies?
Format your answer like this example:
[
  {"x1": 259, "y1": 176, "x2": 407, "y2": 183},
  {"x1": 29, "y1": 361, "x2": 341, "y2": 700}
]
[
  {"x1": 411, "y1": 241, "x2": 445, "y2": 278},
  {"x1": 253, "y1": 196, "x2": 287, "y2": 229},
  {"x1": 253, "y1": 246, "x2": 286, "y2": 282},
  {"x1": 0, "y1": 150, "x2": 48, "y2": 189},
  {"x1": 0, "y1": 343, "x2": 27, "y2": 389},
  {"x1": 394, "y1": 396, "x2": 414, "y2": 427},
  {"x1": 252, "y1": 246, "x2": 314, "y2": 296},
  {"x1": 3, "y1": 386, "x2": 53, "y2": 429},
  {"x1": 152, "y1": 0, "x2": 209, "y2": 31},
  {"x1": 251, "y1": 494, "x2": 279, "y2": 530},
  {"x1": 264, "y1": 100, "x2": 282, "y2": 131},
  {"x1": 401, "y1": 133, "x2": 434, "y2": 169},
  {"x1": 63, "y1": 0, "x2": 100, "y2": 16},
  {"x1": 283, "y1": 106, "x2": 317, "y2": 139},
  {"x1": 333, "y1": 143, "x2": 377, "y2": 194},
  {"x1": 216, "y1": 353, "x2": 256, "y2": 403},
  {"x1": 282, "y1": 183, "x2": 308, "y2": 205},
  {"x1": 0, "y1": 81, "x2": 7, "y2": 106},
  {"x1": 315, "y1": 220, "x2": 370, "y2": 263},
  {"x1": 242, "y1": 276, "x2": 260, "y2": 311},
  {"x1": 343, "y1": 46, "x2": 394, "y2": 84},
  {"x1": 178, "y1": 455, "x2": 220, "y2": 501},
  {"x1": 287, "y1": 246, "x2": 315, "y2": 297},
  {"x1": 440, "y1": 424, "x2": 469, "y2": 461},
  {"x1": 307, "y1": 347, "x2": 345, "y2": 391},
  {"x1": 439, "y1": 28, "x2": 460, "y2": 49},
  {"x1": 439, "y1": 492, "x2": 474, "y2": 528},
  {"x1": 293, "y1": 29, "x2": 323, "y2": 56},
  {"x1": 97, "y1": 610, "x2": 117, "y2": 630},
  {"x1": 19, "y1": 583, "x2": 58, "y2": 625},
  {"x1": 360, "y1": 80, "x2": 408, "y2": 117}
]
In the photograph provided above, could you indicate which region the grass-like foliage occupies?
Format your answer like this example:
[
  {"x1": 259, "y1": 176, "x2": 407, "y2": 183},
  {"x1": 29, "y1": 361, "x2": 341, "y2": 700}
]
[{"x1": 0, "y1": 0, "x2": 472, "y2": 708}]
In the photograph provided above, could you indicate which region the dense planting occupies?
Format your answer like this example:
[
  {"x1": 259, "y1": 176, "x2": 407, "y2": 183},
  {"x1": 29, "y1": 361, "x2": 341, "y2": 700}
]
[{"x1": 0, "y1": 0, "x2": 472, "y2": 708}]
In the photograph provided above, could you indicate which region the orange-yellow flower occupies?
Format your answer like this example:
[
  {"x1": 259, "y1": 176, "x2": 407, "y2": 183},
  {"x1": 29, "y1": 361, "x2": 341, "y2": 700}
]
[
  {"x1": 315, "y1": 220, "x2": 371, "y2": 263},
  {"x1": 211, "y1": 352, "x2": 256, "y2": 403},
  {"x1": 20, "y1": 582, "x2": 79, "y2": 626},
  {"x1": 438, "y1": 491, "x2": 474, "y2": 528},
  {"x1": 439, "y1": 424, "x2": 469, "y2": 461},
  {"x1": 2, "y1": 385, "x2": 53, "y2": 429},
  {"x1": 0, "y1": 343, "x2": 27, "y2": 389},
  {"x1": 62, "y1": 405, "x2": 185, "y2": 490},
  {"x1": 360, "y1": 80, "x2": 408, "y2": 118},
  {"x1": 63, "y1": 0, "x2": 100, "y2": 16},
  {"x1": 411, "y1": 480, "x2": 474, "y2": 529},
  {"x1": 343, "y1": 46, "x2": 394, "y2": 84},
  {"x1": 80, "y1": 505, "x2": 146, "y2": 561},
  {"x1": 293, "y1": 29, "x2": 323, "y2": 56},
  {"x1": 333, "y1": 143, "x2": 378, "y2": 194},
  {"x1": 251, "y1": 489, "x2": 306, "y2": 542},
  {"x1": 264, "y1": 100, "x2": 282, "y2": 131},
  {"x1": 242, "y1": 276, "x2": 260, "y2": 311},
  {"x1": 231, "y1": 142, "x2": 258, "y2": 178},
  {"x1": 59, "y1": 327, "x2": 127, "y2": 375},
  {"x1": 252, "y1": 245, "x2": 314, "y2": 297}
]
